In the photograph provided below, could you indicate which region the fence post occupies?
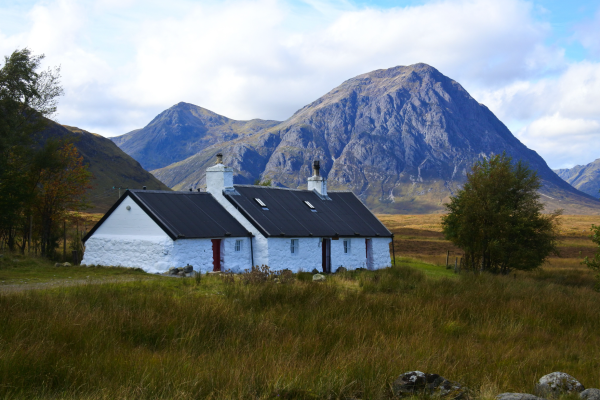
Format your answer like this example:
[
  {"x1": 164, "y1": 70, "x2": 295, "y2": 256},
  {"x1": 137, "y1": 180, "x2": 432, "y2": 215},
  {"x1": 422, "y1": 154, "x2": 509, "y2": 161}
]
[{"x1": 446, "y1": 250, "x2": 450, "y2": 269}]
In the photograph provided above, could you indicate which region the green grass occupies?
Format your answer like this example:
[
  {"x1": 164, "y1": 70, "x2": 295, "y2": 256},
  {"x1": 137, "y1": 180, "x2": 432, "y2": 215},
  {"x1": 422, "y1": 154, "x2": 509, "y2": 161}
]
[
  {"x1": 0, "y1": 254, "x2": 156, "y2": 285},
  {"x1": 1, "y1": 263, "x2": 599, "y2": 399},
  {"x1": 395, "y1": 257, "x2": 458, "y2": 279}
]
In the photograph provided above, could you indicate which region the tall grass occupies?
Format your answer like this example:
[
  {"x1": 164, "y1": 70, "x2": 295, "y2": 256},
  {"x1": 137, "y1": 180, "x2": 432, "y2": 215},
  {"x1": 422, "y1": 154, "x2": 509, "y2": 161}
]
[{"x1": 1, "y1": 266, "x2": 599, "y2": 399}]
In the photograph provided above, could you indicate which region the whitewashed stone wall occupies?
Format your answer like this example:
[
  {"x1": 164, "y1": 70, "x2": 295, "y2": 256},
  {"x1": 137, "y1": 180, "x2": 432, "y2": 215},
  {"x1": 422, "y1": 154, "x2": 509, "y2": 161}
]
[
  {"x1": 330, "y1": 238, "x2": 368, "y2": 271},
  {"x1": 266, "y1": 237, "x2": 322, "y2": 272},
  {"x1": 372, "y1": 237, "x2": 392, "y2": 269},
  {"x1": 170, "y1": 239, "x2": 213, "y2": 273},
  {"x1": 82, "y1": 235, "x2": 173, "y2": 273},
  {"x1": 93, "y1": 196, "x2": 167, "y2": 237},
  {"x1": 221, "y1": 237, "x2": 253, "y2": 273}
]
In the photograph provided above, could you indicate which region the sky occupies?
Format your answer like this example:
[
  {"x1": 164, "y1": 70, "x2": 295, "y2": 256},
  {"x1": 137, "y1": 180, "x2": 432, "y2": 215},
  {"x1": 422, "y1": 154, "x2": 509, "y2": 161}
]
[{"x1": 0, "y1": 0, "x2": 599, "y2": 169}]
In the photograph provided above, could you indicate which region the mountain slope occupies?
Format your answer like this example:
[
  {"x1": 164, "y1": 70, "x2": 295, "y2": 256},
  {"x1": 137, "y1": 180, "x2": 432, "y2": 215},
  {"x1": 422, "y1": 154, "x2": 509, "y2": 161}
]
[
  {"x1": 42, "y1": 123, "x2": 170, "y2": 212},
  {"x1": 111, "y1": 102, "x2": 281, "y2": 171},
  {"x1": 147, "y1": 64, "x2": 599, "y2": 214},
  {"x1": 555, "y1": 159, "x2": 600, "y2": 199}
]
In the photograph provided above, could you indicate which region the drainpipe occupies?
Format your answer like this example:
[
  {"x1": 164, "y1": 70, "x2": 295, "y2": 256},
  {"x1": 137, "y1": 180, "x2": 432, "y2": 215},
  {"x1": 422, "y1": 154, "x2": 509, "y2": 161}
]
[
  {"x1": 391, "y1": 234, "x2": 396, "y2": 267},
  {"x1": 249, "y1": 232, "x2": 254, "y2": 267}
]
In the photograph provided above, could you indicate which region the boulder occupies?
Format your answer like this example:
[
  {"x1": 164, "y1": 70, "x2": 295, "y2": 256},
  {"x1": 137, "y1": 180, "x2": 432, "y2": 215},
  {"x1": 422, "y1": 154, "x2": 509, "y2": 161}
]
[
  {"x1": 54, "y1": 263, "x2": 62, "y2": 267},
  {"x1": 392, "y1": 371, "x2": 465, "y2": 399},
  {"x1": 535, "y1": 372, "x2": 584, "y2": 398},
  {"x1": 336, "y1": 266, "x2": 348, "y2": 273},
  {"x1": 63, "y1": 262, "x2": 71, "y2": 267},
  {"x1": 496, "y1": 394, "x2": 546, "y2": 400},
  {"x1": 183, "y1": 264, "x2": 193, "y2": 273},
  {"x1": 312, "y1": 274, "x2": 326, "y2": 282},
  {"x1": 581, "y1": 389, "x2": 600, "y2": 400},
  {"x1": 177, "y1": 271, "x2": 185, "y2": 277}
]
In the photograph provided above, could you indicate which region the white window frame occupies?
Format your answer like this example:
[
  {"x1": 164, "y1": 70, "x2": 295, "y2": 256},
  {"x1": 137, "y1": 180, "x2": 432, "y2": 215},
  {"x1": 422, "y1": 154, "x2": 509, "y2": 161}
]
[
  {"x1": 343, "y1": 239, "x2": 351, "y2": 254},
  {"x1": 235, "y1": 239, "x2": 243, "y2": 252},
  {"x1": 290, "y1": 239, "x2": 299, "y2": 255}
]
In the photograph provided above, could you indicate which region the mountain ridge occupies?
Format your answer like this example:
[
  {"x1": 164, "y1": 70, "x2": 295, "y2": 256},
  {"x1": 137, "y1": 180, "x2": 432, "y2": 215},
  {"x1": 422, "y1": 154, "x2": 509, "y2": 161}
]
[
  {"x1": 554, "y1": 159, "x2": 600, "y2": 199},
  {"x1": 112, "y1": 63, "x2": 600, "y2": 214}
]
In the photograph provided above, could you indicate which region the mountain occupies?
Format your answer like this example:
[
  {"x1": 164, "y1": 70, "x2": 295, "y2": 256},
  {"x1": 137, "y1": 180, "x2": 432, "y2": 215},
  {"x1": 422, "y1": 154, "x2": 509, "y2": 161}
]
[
  {"x1": 42, "y1": 122, "x2": 170, "y2": 212},
  {"x1": 555, "y1": 159, "x2": 600, "y2": 199},
  {"x1": 116, "y1": 63, "x2": 599, "y2": 214},
  {"x1": 111, "y1": 102, "x2": 281, "y2": 171}
]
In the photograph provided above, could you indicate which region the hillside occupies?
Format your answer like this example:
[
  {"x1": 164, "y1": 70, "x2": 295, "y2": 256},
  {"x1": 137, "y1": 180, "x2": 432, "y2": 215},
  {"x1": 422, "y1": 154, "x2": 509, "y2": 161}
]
[
  {"x1": 42, "y1": 122, "x2": 170, "y2": 211},
  {"x1": 555, "y1": 159, "x2": 600, "y2": 199},
  {"x1": 114, "y1": 64, "x2": 600, "y2": 214},
  {"x1": 111, "y1": 102, "x2": 281, "y2": 171}
]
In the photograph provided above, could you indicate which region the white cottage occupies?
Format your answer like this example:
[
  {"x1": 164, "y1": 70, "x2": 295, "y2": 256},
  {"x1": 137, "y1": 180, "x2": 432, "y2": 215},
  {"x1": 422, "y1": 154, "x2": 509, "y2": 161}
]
[{"x1": 82, "y1": 155, "x2": 393, "y2": 273}]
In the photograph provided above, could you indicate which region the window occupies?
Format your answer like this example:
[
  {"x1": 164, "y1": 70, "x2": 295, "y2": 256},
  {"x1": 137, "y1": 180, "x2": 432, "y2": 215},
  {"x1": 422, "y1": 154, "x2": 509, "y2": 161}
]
[
  {"x1": 235, "y1": 240, "x2": 243, "y2": 252},
  {"x1": 304, "y1": 200, "x2": 317, "y2": 212},
  {"x1": 254, "y1": 198, "x2": 269, "y2": 210},
  {"x1": 290, "y1": 239, "x2": 299, "y2": 255},
  {"x1": 343, "y1": 239, "x2": 351, "y2": 254}
]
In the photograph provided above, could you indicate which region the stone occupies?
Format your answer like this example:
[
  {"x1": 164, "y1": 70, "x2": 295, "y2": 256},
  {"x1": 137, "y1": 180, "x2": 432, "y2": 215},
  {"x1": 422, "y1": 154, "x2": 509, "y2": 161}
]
[
  {"x1": 392, "y1": 371, "x2": 465, "y2": 399},
  {"x1": 581, "y1": 389, "x2": 600, "y2": 400},
  {"x1": 312, "y1": 274, "x2": 326, "y2": 282},
  {"x1": 62, "y1": 262, "x2": 71, "y2": 267},
  {"x1": 177, "y1": 271, "x2": 185, "y2": 277},
  {"x1": 336, "y1": 266, "x2": 348, "y2": 273},
  {"x1": 183, "y1": 264, "x2": 193, "y2": 273},
  {"x1": 496, "y1": 394, "x2": 546, "y2": 400},
  {"x1": 54, "y1": 263, "x2": 62, "y2": 267},
  {"x1": 311, "y1": 268, "x2": 319, "y2": 274},
  {"x1": 535, "y1": 372, "x2": 585, "y2": 398}
]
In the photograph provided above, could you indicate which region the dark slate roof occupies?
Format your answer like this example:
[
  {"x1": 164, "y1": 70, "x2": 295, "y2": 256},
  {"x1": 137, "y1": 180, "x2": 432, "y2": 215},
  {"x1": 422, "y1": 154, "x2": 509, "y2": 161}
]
[
  {"x1": 83, "y1": 190, "x2": 249, "y2": 242},
  {"x1": 224, "y1": 186, "x2": 392, "y2": 238}
]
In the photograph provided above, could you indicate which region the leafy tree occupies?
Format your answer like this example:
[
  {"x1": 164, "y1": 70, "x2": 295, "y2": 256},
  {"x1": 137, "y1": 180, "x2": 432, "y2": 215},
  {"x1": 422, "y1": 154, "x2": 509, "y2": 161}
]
[
  {"x1": 253, "y1": 179, "x2": 272, "y2": 186},
  {"x1": 0, "y1": 48, "x2": 63, "y2": 251},
  {"x1": 442, "y1": 153, "x2": 561, "y2": 274},
  {"x1": 583, "y1": 224, "x2": 600, "y2": 291},
  {"x1": 33, "y1": 143, "x2": 91, "y2": 257}
]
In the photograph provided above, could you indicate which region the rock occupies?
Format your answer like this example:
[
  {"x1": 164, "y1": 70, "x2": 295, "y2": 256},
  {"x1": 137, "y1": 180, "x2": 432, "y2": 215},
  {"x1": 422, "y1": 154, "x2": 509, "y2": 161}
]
[
  {"x1": 311, "y1": 268, "x2": 320, "y2": 274},
  {"x1": 62, "y1": 262, "x2": 71, "y2": 267},
  {"x1": 183, "y1": 264, "x2": 193, "y2": 273},
  {"x1": 169, "y1": 267, "x2": 180, "y2": 276},
  {"x1": 336, "y1": 266, "x2": 348, "y2": 273},
  {"x1": 535, "y1": 372, "x2": 585, "y2": 398},
  {"x1": 581, "y1": 389, "x2": 600, "y2": 400},
  {"x1": 177, "y1": 271, "x2": 185, "y2": 277},
  {"x1": 496, "y1": 394, "x2": 546, "y2": 400},
  {"x1": 392, "y1": 371, "x2": 465, "y2": 399},
  {"x1": 312, "y1": 274, "x2": 326, "y2": 282},
  {"x1": 54, "y1": 263, "x2": 62, "y2": 267}
]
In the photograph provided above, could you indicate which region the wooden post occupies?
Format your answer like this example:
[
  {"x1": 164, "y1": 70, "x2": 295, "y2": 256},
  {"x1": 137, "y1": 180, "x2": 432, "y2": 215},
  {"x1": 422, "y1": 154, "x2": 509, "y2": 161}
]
[
  {"x1": 446, "y1": 250, "x2": 450, "y2": 269},
  {"x1": 458, "y1": 257, "x2": 462, "y2": 273},
  {"x1": 28, "y1": 215, "x2": 32, "y2": 255},
  {"x1": 63, "y1": 220, "x2": 67, "y2": 261},
  {"x1": 391, "y1": 235, "x2": 396, "y2": 267},
  {"x1": 454, "y1": 257, "x2": 458, "y2": 273}
]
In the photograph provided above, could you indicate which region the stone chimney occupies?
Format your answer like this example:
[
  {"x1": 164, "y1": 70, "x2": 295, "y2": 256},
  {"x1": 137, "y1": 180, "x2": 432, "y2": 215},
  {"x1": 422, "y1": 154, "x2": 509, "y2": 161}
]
[
  {"x1": 206, "y1": 153, "x2": 233, "y2": 195},
  {"x1": 308, "y1": 160, "x2": 327, "y2": 197}
]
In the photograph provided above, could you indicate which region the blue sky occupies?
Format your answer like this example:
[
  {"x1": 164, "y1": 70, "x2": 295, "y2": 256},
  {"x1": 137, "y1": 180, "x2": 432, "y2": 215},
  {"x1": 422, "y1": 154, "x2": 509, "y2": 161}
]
[{"x1": 1, "y1": 0, "x2": 599, "y2": 169}]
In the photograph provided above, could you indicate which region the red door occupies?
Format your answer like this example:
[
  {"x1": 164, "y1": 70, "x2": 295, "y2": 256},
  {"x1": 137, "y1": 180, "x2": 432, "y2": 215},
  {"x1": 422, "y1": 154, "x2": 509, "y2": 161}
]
[{"x1": 211, "y1": 239, "x2": 221, "y2": 271}]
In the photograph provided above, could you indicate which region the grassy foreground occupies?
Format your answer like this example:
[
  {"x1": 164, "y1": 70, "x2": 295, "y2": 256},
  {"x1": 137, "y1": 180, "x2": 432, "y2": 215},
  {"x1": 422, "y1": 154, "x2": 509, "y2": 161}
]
[{"x1": 1, "y1": 265, "x2": 599, "y2": 399}]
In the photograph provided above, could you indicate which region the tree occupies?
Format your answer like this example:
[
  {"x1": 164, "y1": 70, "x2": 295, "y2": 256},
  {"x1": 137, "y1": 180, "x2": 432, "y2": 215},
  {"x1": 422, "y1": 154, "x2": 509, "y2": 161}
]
[
  {"x1": 0, "y1": 48, "x2": 63, "y2": 251},
  {"x1": 583, "y1": 224, "x2": 600, "y2": 291},
  {"x1": 442, "y1": 153, "x2": 561, "y2": 274},
  {"x1": 33, "y1": 142, "x2": 91, "y2": 257}
]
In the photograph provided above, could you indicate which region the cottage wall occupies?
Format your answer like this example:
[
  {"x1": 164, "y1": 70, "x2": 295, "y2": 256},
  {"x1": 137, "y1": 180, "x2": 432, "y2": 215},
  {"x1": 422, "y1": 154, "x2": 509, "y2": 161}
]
[
  {"x1": 266, "y1": 237, "x2": 322, "y2": 272},
  {"x1": 330, "y1": 238, "x2": 368, "y2": 271},
  {"x1": 372, "y1": 237, "x2": 393, "y2": 269},
  {"x1": 221, "y1": 237, "x2": 253, "y2": 273},
  {"x1": 82, "y1": 235, "x2": 173, "y2": 273},
  {"x1": 93, "y1": 196, "x2": 167, "y2": 237}
]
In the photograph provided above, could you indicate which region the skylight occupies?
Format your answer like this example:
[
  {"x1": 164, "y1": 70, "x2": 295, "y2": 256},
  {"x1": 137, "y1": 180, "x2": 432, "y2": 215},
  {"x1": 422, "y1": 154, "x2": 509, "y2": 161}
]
[
  {"x1": 304, "y1": 201, "x2": 317, "y2": 212},
  {"x1": 254, "y1": 198, "x2": 266, "y2": 207}
]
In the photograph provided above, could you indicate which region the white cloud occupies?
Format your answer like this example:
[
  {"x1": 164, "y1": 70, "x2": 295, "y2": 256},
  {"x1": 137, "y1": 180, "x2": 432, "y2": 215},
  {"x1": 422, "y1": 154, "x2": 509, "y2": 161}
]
[
  {"x1": 2, "y1": 0, "x2": 597, "y2": 170},
  {"x1": 476, "y1": 61, "x2": 600, "y2": 168}
]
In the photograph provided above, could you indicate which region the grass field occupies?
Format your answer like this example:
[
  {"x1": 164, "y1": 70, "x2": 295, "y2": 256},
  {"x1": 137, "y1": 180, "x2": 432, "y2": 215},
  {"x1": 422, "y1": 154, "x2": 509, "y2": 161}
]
[{"x1": 0, "y1": 215, "x2": 599, "y2": 399}]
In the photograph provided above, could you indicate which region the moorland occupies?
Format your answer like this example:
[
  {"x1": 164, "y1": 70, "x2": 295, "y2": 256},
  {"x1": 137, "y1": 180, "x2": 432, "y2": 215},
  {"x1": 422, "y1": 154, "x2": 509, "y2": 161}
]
[{"x1": 0, "y1": 214, "x2": 599, "y2": 399}]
